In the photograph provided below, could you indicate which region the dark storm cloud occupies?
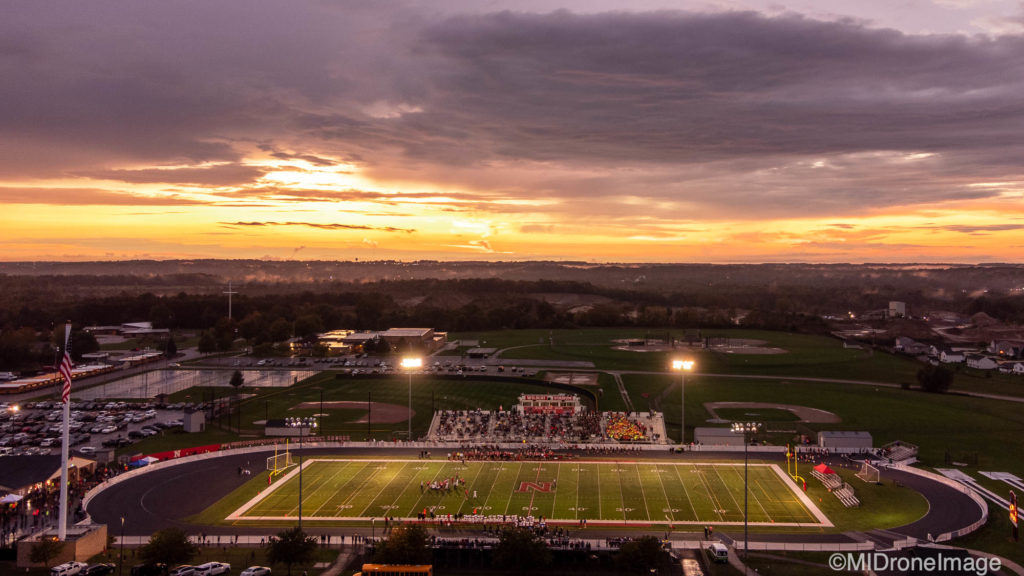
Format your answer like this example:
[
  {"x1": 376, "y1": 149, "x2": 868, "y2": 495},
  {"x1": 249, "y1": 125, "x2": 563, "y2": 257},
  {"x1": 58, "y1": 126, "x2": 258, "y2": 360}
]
[
  {"x1": 4, "y1": 3, "x2": 1024, "y2": 219},
  {"x1": 407, "y1": 10, "x2": 1024, "y2": 163}
]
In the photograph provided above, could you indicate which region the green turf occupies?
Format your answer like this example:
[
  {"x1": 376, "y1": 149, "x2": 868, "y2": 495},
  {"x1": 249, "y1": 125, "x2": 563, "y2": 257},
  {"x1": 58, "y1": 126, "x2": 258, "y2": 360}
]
[
  {"x1": 453, "y1": 328, "x2": 1024, "y2": 397},
  {"x1": 231, "y1": 459, "x2": 820, "y2": 526}
]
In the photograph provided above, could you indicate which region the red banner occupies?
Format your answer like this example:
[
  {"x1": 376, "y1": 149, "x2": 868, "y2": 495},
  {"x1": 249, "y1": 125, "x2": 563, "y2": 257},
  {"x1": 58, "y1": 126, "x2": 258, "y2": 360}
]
[{"x1": 135, "y1": 443, "x2": 222, "y2": 461}]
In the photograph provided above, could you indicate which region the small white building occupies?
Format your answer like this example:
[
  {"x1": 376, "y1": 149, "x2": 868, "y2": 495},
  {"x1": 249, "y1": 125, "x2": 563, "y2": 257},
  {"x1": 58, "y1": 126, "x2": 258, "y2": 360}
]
[
  {"x1": 183, "y1": 407, "x2": 206, "y2": 433},
  {"x1": 818, "y1": 431, "x2": 873, "y2": 450},
  {"x1": 966, "y1": 354, "x2": 999, "y2": 370},
  {"x1": 888, "y1": 301, "x2": 907, "y2": 319},
  {"x1": 939, "y1": 348, "x2": 966, "y2": 364},
  {"x1": 694, "y1": 427, "x2": 744, "y2": 446}
]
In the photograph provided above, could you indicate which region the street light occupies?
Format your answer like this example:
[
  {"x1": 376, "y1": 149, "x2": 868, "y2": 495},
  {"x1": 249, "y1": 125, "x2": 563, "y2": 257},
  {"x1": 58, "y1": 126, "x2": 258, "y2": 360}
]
[
  {"x1": 401, "y1": 357, "x2": 422, "y2": 442},
  {"x1": 731, "y1": 421, "x2": 762, "y2": 574},
  {"x1": 671, "y1": 360, "x2": 694, "y2": 445},
  {"x1": 285, "y1": 416, "x2": 318, "y2": 530}
]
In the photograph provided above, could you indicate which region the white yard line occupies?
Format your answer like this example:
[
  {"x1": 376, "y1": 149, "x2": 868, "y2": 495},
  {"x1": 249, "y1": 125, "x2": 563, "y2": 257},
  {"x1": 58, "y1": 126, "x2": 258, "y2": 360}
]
[
  {"x1": 728, "y1": 466, "x2": 770, "y2": 523},
  {"x1": 503, "y1": 462, "x2": 524, "y2": 517},
  {"x1": 694, "y1": 467, "x2": 726, "y2": 522},
  {"x1": 673, "y1": 465, "x2": 700, "y2": 521},
  {"x1": 711, "y1": 465, "x2": 745, "y2": 520},
  {"x1": 653, "y1": 464, "x2": 674, "y2": 522},
  {"x1": 309, "y1": 461, "x2": 359, "y2": 517},
  {"x1": 359, "y1": 461, "x2": 412, "y2": 518},
  {"x1": 634, "y1": 462, "x2": 651, "y2": 521}
]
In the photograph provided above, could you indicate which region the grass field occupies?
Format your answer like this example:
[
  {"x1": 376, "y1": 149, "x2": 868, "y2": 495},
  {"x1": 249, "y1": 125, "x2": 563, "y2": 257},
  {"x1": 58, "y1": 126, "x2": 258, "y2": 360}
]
[{"x1": 229, "y1": 459, "x2": 826, "y2": 527}]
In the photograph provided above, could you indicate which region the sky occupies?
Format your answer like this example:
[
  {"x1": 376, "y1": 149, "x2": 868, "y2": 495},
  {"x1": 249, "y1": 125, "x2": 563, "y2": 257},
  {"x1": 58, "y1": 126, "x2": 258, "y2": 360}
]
[{"x1": 3, "y1": 0, "x2": 1024, "y2": 263}]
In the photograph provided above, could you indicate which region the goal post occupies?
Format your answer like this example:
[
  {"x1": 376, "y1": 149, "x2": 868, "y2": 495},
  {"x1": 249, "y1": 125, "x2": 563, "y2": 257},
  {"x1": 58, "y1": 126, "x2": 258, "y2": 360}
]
[
  {"x1": 266, "y1": 448, "x2": 294, "y2": 476},
  {"x1": 856, "y1": 460, "x2": 880, "y2": 484}
]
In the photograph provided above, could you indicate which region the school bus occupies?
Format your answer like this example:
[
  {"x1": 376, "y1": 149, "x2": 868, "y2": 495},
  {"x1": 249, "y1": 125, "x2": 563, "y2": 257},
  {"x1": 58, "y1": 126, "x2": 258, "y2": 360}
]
[{"x1": 357, "y1": 565, "x2": 432, "y2": 576}]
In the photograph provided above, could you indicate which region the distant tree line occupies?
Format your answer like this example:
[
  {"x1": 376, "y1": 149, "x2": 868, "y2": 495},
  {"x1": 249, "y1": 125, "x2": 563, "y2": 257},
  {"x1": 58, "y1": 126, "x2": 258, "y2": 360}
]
[{"x1": 1, "y1": 272, "x2": 1023, "y2": 371}]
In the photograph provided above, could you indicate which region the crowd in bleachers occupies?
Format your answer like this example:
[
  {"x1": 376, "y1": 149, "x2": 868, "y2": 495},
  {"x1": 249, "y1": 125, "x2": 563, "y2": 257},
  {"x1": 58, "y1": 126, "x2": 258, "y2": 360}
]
[
  {"x1": 431, "y1": 408, "x2": 657, "y2": 444},
  {"x1": 604, "y1": 412, "x2": 650, "y2": 441}
]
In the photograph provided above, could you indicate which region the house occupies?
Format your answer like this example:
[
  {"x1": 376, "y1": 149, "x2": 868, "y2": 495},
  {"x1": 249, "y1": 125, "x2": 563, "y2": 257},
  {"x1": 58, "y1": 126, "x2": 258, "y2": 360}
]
[
  {"x1": 939, "y1": 348, "x2": 966, "y2": 364},
  {"x1": 988, "y1": 340, "x2": 1023, "y2": 358},
  {"x1": 965, "y1": 354, "x2": 998, "y2": 370},
  {"x1": 894, "y1": 337, "x2": 930, "y2": 356}
]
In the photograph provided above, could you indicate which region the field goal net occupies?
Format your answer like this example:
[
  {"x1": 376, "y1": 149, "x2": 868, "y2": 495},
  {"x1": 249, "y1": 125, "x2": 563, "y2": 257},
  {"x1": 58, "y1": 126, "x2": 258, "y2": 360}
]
[
  {"x1": 267, "y1": 449, "x2": 295, "y2": 476},
  {"x1": 856, "y1": 461, "x2": 880, "y2": 484}
]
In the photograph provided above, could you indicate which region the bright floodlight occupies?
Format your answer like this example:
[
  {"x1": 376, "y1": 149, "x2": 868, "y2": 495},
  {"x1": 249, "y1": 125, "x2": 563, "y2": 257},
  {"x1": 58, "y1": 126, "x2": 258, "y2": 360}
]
[
  {"x1": 401, "y1": 357, "x2": 423, "y2": 369},
  {"x1": 671, "y1": 359, "x2": 695, "y2": 371},
  {"x1": 731, "y1": 422, "x2": 761, "y2": 433}
]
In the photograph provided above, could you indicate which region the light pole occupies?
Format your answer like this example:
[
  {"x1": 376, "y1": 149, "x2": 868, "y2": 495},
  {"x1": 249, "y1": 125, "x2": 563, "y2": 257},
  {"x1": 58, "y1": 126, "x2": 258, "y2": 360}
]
[
  {"x1": 731, "y1": 421, "x2": 761, "y2": 574},
  {"x1": 286, "y1": 416, "x2": 317, "y2": 530},
  {"x1": 671, "y1": 360, "x2": 694, "y2": 445},
  {"x1": 118, "y1": 516, "x2": 125, "y2": 576},
  {"x1": 401, "y1": 357, "x2": 422, "y2": 442}
]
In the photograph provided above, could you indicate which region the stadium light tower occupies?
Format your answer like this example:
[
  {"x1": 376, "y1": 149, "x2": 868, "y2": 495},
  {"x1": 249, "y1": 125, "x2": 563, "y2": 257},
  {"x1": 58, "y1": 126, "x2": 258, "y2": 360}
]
[
  {"x1": 401, "y1": 357, "x2": 422, "y2": 441},
  {"x1": 286, "y1": 415, "x2": 317, "y2": 530},
  {"x1": 731, "y1": 421, "x2": 762, "y2": 574},
  {"x1": 671, "y1": 360, "x2": 694, "y2": 445}
]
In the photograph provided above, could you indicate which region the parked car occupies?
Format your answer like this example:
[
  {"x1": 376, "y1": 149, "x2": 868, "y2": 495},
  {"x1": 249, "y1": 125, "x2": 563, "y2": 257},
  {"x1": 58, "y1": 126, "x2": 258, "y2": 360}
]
[
  {"x1": 194, "y1": 562, "x2": 231, "y2": 575},
  {"x1": 240, "y1": 567, "x2": 272, "y2": 576},
  {"x1": 130, "y1": 564, "x2": 166, "y2": 576},
  {"x1": 83, "y1": 563, "x2": 116, "y2": 576},
  {"x1": 169, "y1": 566, "x2": 196, "y2": 576}
]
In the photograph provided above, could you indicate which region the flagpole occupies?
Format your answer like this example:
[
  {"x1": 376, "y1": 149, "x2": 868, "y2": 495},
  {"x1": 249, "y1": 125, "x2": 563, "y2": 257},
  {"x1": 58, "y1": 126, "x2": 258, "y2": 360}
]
[{"x1": 58, "y1": 321, "x2": 71, "y2": 541}]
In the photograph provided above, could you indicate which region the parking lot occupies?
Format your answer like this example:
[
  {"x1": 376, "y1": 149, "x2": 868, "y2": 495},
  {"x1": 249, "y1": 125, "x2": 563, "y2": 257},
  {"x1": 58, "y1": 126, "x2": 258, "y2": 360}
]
[{"x1": 0, "y1": 400, "x2": 188, "y2": 457}]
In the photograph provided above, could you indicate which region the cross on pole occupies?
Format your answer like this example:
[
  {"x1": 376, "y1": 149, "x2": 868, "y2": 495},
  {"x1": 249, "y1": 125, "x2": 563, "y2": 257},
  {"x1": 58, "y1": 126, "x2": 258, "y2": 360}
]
[{"x1": 223, "y1": 281, "x2": 238, "y2": 320}]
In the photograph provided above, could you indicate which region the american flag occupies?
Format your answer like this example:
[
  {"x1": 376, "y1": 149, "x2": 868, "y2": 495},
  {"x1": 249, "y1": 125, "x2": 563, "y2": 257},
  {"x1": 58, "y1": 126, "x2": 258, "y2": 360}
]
[{"x1": 59, "y1": 347, "x2": 73, "y2": 404}]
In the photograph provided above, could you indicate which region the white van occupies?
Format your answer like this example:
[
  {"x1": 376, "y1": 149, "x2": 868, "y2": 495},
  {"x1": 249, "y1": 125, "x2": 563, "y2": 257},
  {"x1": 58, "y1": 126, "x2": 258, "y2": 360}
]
[{"x1": 706, "y1": 542, "x2": 729, "y2": 563}]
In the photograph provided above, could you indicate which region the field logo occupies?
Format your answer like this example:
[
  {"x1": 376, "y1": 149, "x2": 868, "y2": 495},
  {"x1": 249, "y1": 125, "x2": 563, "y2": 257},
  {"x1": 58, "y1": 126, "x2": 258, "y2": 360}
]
[{"x1": 517, "y1": 481, "x2": 552, "y2": 493}]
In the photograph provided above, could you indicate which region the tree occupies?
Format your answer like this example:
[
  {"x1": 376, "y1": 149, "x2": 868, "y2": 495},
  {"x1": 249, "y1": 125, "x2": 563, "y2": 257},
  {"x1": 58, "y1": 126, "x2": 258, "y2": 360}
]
[
  {"x1": 164, "y1": 335, "x2": 178, "y2": 358},
  {"x1": 615, "y1": 535, "x2": 669, "y2": 574},
  {"x1": 492, "y1": 527, "x2": 551, "y2": 571},
  {"x1": 29, "y1": 537, "x2": 65, "y2": 569},
  {"x1": 230, "y1": 370, "x2": 245, "y2": 431},
  {"x1": 374, "y1": 524, "x2": 432, "y2": 566},
  {"x1": 917, "y1": 364, "x2": 954, "y2": 393},
  {"x1": 266, "y1": 527, "x2": 318, "y2": 575},
  {"x1": 197, "y1": 330, "x2": 217, "y2": 354},
  {"x1": 139, "y1": 527, "x2": 197, "y2": 568}
]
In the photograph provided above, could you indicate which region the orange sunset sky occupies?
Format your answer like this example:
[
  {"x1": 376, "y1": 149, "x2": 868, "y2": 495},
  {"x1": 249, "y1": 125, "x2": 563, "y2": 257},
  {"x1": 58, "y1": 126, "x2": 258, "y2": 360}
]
[{"x1": 3, "y1": 1, "x2": 1024, "y2": 263}]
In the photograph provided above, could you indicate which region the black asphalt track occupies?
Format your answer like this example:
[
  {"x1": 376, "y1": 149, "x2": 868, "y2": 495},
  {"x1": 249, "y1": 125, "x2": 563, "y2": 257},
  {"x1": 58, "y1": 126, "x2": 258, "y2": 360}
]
[{"x1": 86, "y1": 448, "x2": 986, "y2": 546}]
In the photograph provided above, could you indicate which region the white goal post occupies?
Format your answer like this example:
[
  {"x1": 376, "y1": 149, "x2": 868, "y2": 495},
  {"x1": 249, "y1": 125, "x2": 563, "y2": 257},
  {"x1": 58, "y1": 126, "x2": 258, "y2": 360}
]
[
  {"x1": 856, "y1": 460, "x2": 880, "y2": 483},
  {"x1": 266, "y1": 450, "x2": 295, "y2": 475}
]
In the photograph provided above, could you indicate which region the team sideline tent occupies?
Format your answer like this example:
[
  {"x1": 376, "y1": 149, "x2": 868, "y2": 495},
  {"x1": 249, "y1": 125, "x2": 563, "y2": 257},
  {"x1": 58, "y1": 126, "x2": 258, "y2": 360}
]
[{"x1": 813, "y1": 463, "x2": 836, "y2": 475}]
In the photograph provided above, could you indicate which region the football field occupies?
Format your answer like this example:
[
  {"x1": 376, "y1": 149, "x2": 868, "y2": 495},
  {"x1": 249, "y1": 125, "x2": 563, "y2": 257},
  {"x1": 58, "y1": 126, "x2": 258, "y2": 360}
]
[{"x1": 228, "y1": 459, "x2": 829, "y2": 527}]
